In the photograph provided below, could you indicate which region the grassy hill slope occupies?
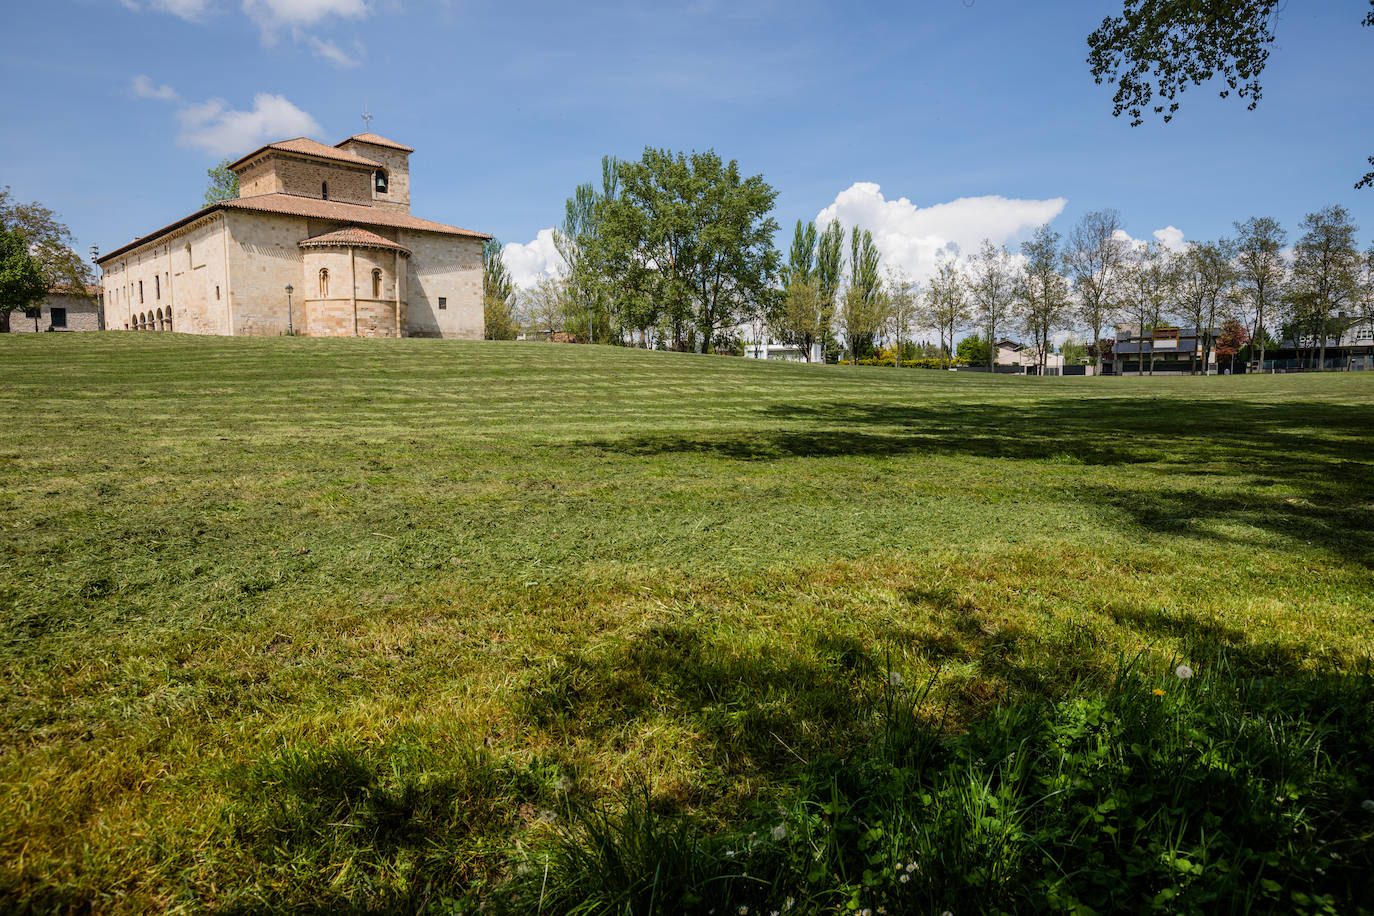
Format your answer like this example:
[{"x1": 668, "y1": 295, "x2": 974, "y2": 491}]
[{"x1": 2, "y1": 334, "x2": 1371, "y2": 912}]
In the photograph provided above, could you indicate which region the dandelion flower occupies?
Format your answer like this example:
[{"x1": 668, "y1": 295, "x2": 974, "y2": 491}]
[
  {"x1": 1152, "y1": 688, "x2": 1166, "y2": 697},
  {"x1": 1361, "y1": 799, "x2": 1374, "y2": 813},
  {"x1": 1175, "y1": 664, "x2": 1194, "y2": 679},
  {"x1": 772, "y1": 823, "x2": 787, "y2": 841},
  {"x1": 888, "y1": 671, "x2": 904, "y2": 687}
]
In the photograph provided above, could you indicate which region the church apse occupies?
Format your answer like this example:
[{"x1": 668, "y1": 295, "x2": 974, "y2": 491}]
[{"x1": 298, "y1": 227, "x2": 410, "y2": 337}]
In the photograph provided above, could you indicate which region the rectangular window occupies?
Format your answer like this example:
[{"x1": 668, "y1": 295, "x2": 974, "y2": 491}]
[
  {"x1": 155, "y1": 275, "x2": 160, "y2": 299},
  {"x1": 139, "y1": 280, "x2": 144, "y2": 303},
  {"x1": 50, "y1": 307, "x2": 67, "y2": 328},
  {"x1": 438, "y1": 297, "x2": 447, "y2": 310}
]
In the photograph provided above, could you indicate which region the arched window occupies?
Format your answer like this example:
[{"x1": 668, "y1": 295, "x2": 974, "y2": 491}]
[
  {"x1": 166, "y1": 306, "x2": 173, "y2": 332},
  {"x1": 184, "y1": 242, "x2": 192, "y2": 268},
  {"x1": 156, "y1": 307, "x2": 164, "y2": 330},
  {"x1": 371, "y1": 268, "x2": 382, "y2": 298},
  {"x1": 155, "y1": 275, "x2": 160, "y2": 299},
  {"x1": 319, "y1": 268, "x2": 329, "y2": 298},
  {"x1": 139, "y1": 280, "x2": 144, "y2": 303},
  {"x1": 374, "y1": 170, "x2": 388, "y2": 194},
  {"x1": 321, "y1": 181, "x2": 328, "y2": 200}
]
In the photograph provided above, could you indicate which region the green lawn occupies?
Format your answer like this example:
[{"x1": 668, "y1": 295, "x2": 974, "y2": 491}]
[{"x1": 1, "y1": 334, "x2": 1371, "y2": 912}]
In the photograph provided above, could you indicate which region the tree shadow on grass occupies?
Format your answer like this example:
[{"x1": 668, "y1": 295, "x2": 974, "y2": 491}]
[
  {"x1": 582, "y1": 396, "x2": 1374, "y2": 566},
  {"x1": 518, "y1": 623, "x2": 877, "y2": 786}
]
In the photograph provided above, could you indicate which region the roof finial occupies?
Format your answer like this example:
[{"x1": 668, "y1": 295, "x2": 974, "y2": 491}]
[{"x1": 361, "y1": 104, "x2": 373, "y2": 133}]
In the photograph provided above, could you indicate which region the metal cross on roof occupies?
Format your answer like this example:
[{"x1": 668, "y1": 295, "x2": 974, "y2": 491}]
[{"x1": 362, "y1": 105, "x2": 373, "y2": 131}]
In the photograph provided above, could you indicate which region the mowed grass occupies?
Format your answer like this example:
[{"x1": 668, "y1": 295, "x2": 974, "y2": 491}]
[{"x1": 1, "y1": 333, "x2": 1371, "y2": 912}]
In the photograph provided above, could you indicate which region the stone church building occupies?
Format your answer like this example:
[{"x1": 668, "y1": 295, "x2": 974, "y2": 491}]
[{"x1": 97, "y1": 133, "x2": 489, "y2": 338}]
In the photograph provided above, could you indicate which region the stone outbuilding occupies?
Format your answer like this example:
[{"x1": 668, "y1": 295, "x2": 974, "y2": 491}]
[
  {"x1": 96, "y1": 132, "x2": 490, "y2": 338},
  {"x1": 8, "y1": 286, "x2": 102, "y2": 333}
]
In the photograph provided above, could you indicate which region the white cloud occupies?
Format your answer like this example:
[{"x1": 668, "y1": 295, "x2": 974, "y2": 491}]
[
  {"x1": 130, "y1": 74, "x2": 180, "y2": 101},
  {"x1": 813, "y1": 183, "x2": 1067, "y2": 284},
  {"x1": 122, "y1": 0, "x2": 214, "y2": 21},
  {"x1": 1152, "y1": 225, "x2": 1185, "y2": 250},
  {"x1": 305, "y1": 35, "x2": 359, "y2": 68},
  {"x1": 242, "y1": 0, "x2": 367, "y2": 38},
  {"x1": 501, "y1": 229, "x2": 566, "y2": 292},
  {"x1": 1113, "y1": 224, "x2": 1189, "y2": 254},
  {"x1": 177, "y1": 93, "x2": 323, "y2": 157},
  {"x1": 122, "y1": 0, "x2": 367, "y2": 65},
  {"x1": 132, "y1": 75, "x2": 325, "y2": 158}
]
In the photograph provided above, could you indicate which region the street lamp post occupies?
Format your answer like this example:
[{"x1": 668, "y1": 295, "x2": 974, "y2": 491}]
[{"x1": 285, "y1": 284, "x2": 294, "y2": 336}]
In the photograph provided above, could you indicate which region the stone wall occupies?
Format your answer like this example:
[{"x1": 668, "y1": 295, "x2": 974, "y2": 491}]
[
  {"x1": 338, "y1": 140, "x2": 411, "y2": 214},
  {"x1": 403, "y1": 232, "x2": 482, "y2": 339},
  {"x1": 101, "y1": 215, "x2": 232, "y2": 335},
  {"x1": 227, "y1": 211, "x2": 308, "y2": 336},
  {"x1": 275, "y1": 155, "x2": 371, "y2": 205}
]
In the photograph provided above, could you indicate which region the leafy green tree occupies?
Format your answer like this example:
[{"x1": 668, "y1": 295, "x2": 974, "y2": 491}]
[
  {"x1": 482, "y1": 238, "x2": 517, "y2": 340},
  {"x1": 521, "y1": 274, "x2": 569, "y2": 340},
  {"x1": 0, "y1": 186, "x2": 94, "y2": 296},
  {"x1": 924, "y1": 259, "x2": 968, "y2": 369},
  {"x1": 204, "y1": 159, "x2": 239, "y2": 207},
  {"x1": 815, "y1": 221, "x2": 845, "y2": 361},
  {"x1": 1291, "y1": 205, "x2": 1362, "y2": 369},
  {"x1": 1231, "y1": 216, "x2": 1287, "y2": 370},
  {"x1": 767, "y1": 277, "x2": 822, "y2": 362},
  {"x1": 1060, "y1": 335, "x2": 1088, "y2": 365},
  {"x1": 1120, "y1": 242, "x2": 1176, "y2": 375},
  {"x1": 884, "y1": 269, "x2": 920, "y2": 369},
  {"x1": 1016, "y1": 224, "x2": 1072, "y2": 375},
  {"x1": 968, "y1": 239, "x2": 1016, "y2": 370},
  {"x1": 1173, "y1": 240, "x2": 1236, "y2": 374},
  {"x1": 1066, "y1": 209, "x2": 1130, "y2": 371},
  {"x1": 0, "y1": 224, "x2": 48, "y2": 333},
  {"x1": 1089, "y1": 1, "x2": 1374, "y2": 188},
  {"x1": 596, "y1": 148, "x2": 779, "y2": 353},
  {"x1": 956, "y1": 334, "x2": 990, "y2": 366}
]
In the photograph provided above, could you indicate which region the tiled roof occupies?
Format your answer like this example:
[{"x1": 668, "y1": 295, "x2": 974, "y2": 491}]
[
  {"x1": 299, "y1": 225, "x2": 412, "y2": 255},
  {"x1": 337, "y1": 132, "x2": 415, "y2": 153},
  {"x1": 228, "y1": 137, "x2": 381, "y2": 171},
  {"x1": 97, "y1": 193, "x2": 490, "y2": 263},
  {"x1": 223, "y1": 194, "x2": 489, "y2": 238}
]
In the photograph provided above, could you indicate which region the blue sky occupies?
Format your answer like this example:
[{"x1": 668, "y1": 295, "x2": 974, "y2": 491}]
[{"x1": 3, "y1": 0, "x2": 1371, "y2": 289}]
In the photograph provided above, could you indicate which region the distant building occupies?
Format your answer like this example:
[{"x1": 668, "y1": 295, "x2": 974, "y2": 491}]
[
  {"x1": 8, "y1": 286, "x2": 101, "y2": 333},
  {"x1": 741, "y1": 320, "x2": 823, "y2": 362},
  {"x1": 97, "y1": 133, "x2": 490, "y2": 338},
  {"x1": 1269, "y1": 315, "x2": 1374, "y2": 371},
  {"x1": 1104, "y1": 325, "x2": 1218, "y2": 375},
  {"x1": 994, "y1": 338, "x2": 1065, "y2": 374}
]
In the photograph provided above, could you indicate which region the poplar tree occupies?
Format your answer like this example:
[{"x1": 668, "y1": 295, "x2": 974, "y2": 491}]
[
  {"x1": 837, "y1": 227, "x2": 883, "y2": 362},
  {"x1": 482, "y1": 238, "x2": 517, "y2": 340},
  {"x1": 815, "y1": 221, "x2": 845, "y2": 361}
]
